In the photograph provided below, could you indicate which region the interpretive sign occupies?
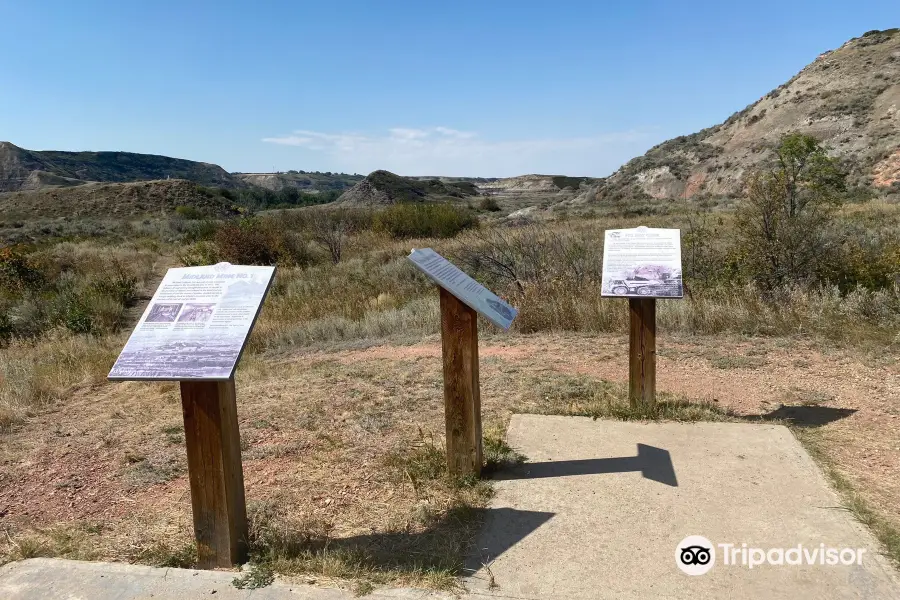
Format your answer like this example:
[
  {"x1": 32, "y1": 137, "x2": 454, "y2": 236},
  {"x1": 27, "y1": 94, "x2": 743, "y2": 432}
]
[
  {"x1": 601, "y1": 227, "x2": 683, "y2": 298},
  {"x1": 108, "y1": 263, "x2": 276, "y2": 381},
  {"x1": 408, "y1": 248, "x2": 518, "y2": 330},
  {"x1": 408, "y1": 248, "x2": 519, "y2": 477}
]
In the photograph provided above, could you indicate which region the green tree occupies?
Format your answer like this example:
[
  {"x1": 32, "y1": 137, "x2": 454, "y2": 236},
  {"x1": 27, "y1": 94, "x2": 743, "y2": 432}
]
[{"x1": 735, "y1": 133, "x2": 846, "y2": 289}]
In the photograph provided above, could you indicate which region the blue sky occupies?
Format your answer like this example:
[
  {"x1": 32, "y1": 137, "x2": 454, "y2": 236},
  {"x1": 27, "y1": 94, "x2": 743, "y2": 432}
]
[{"x1": 1, "y1": 1, "x2": 896, "y2": 177}]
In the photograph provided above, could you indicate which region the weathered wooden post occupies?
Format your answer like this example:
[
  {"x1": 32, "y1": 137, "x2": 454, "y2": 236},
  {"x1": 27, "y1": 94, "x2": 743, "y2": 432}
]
[
  {"x1": 180, "y1": 379, "x2": 248, "y2": 567},
  {"x1": 439, "y1": 287, "x2": 483, "y2": 476},
  {"x1": 628, "y1": 297, "x2": 656, "y2": 410},
  {"x1": 409, "y1": 248, "x2": 518, "y2": 478},
  {"x1": 601, "y1": 227, "x2": 682, "y2": 411},
  {"x1": 109, "y1": 263, "x2": 276, "y2": 568}
]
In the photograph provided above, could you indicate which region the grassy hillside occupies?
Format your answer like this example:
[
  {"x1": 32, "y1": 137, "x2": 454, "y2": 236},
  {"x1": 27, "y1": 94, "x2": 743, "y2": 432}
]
[
  {"x1": 0, "y1": 142, "x2": 243, "y2": 192},
  {"x1": 0, "y1": 179, "x2": 240, "y2": 244},
  {"x1": 336, "y1": 170, "x2": 479, "y2": 205}
]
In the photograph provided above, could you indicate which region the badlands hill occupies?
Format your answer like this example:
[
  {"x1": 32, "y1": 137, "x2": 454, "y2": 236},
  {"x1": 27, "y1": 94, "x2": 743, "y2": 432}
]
[
  {"x1": 0, "y1": 142, "x2": 244, "y2": 192},
  {"x1": 235, "y1": 171, "x2": 363, "y2": 193},
  {"x1": 593, "y1": 28, "x2": 900, "y2": 202},
  {"x1": 1, "y1": 179, "x2": 238, "y2": 223},
  {"x1": 0, "y1": 179, "x2": 241, "y2": 244},
  {"x1": 335, "y1": 170, "x2": 479, "y2": 206}
]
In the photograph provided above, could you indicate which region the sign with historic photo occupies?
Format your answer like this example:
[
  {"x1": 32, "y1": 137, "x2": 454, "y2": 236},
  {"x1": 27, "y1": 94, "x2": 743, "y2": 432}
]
[
  {"x1": 601, "y1": 227, "x2": 683, "y2": 298},
  {"x1": 108, "y1": 263, "x2": 276, "y2": 381},
  {"x1": 408, "y1": 248, "x2": 518, "y2": 330}
]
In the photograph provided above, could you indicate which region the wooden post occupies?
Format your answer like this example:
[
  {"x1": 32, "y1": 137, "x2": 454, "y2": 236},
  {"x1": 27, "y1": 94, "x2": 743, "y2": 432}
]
[
  {"x1": 439, "y1": 287, "x2": 483, "y2": 478},
  {"x1": 180, "y1": 379, "x2": 248, "y2": 568},
  {"x1": 628, "y1": 298, "x2": 657, "y2": 411}
]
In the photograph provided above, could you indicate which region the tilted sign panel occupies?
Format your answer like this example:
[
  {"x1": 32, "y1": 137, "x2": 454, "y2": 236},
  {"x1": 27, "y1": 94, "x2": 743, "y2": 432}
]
[
  {"x1": 408, "y1": 248, "x2": 518, "y2": 330},
  {"x1": 109, "y1": 263, "x2": 276, "y2": 381}
]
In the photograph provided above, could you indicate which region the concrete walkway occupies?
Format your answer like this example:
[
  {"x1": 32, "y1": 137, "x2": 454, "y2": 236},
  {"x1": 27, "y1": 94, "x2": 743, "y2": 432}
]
[
  {"x1": 0, "y1": 558, "x2": 457, "y2": 600},
  {"x1": 466, "y1": 415, "x2": 900, "y2": 599}
]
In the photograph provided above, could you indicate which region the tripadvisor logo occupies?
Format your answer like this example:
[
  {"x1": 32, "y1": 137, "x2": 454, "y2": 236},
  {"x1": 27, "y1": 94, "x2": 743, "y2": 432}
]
[
  {"x1": 676, "y1": 536, "x2": 867, "y2": 575},
  {"x1": 676, "y1": 535, "x2": 715, "y2": 575}
]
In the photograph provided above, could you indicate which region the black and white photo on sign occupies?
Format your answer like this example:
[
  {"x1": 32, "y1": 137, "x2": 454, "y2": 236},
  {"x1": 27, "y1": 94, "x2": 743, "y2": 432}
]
[
  {"x1": 177, "y1": 303, "x2": 216, "y2": 323},
  {"x1": 145, "y1": 303, "x2": 183, "y2": 323}
]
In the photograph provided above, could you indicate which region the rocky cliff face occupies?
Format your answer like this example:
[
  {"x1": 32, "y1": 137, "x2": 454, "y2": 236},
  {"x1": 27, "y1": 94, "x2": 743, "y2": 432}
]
[{"x1": 591, "y1": 29, "x2": 900, "y2": 202}]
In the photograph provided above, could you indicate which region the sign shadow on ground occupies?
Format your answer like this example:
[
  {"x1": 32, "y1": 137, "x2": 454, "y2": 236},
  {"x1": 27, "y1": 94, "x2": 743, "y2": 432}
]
[
  {"x1": 464, "y1": 507, "x2": 555, "y2": 575},
  {"x1": 252, "y1": 506, "x2": 553, "y2": 579},
  {"x1": 749, "y1": 405, "x2": 857, "y2": 427},
  {"x1": 490, "y1": 443, "x2": 678, "y2": 487}
]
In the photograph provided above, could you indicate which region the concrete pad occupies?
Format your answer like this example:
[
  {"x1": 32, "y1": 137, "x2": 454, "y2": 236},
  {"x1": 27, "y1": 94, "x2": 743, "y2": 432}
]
[
  {"x1": 0, "y1": 558, "x2": 456, "y2": 600},
  {"x1": 467, "y1": 415, "x2": 900, "y2": 599}
]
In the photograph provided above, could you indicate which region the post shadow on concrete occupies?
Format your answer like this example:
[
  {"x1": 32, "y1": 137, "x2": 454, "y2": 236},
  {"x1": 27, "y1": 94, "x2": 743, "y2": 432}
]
[
  {"x1": 748, "y1": 405, "x2": 857, "y2": 427},
  {"x1": 490, "y1": 443, "x2": 678, "y2": 487}
]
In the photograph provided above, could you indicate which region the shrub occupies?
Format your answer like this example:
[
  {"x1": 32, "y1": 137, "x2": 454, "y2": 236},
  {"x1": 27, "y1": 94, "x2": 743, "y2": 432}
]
[
  {"x1": 0, "y1": 245, "x2": 45, "y2": 291},
  {"x1": 178, "y1": 240, "x2": 221, "y2": 266},
  {"x1": 374, "y1": 204, "x2": 477, "y2": 239},
  {"x1": 735, "y1": 133, "x2": 845, "y2": 289},
  {"x1": 180, "y1": 220, "x2": 221, "y2": 243},
  {"x1": 0, "y1": 243, "x2": 159, "y2": 342},
  {"x1": 552, "y1": 176, "x2": 589, "y2": 190},
  {"x1": 824, "y1": 232, "x2": 900, "y2": 291},
  {"x1": 308, "y1": 209, "x2": 358, "y2": 264},
  {"x1": 54, "y1": 292, "x2": 94, "y2": 334},
  {"x1": 214, "y1": 221, "x2": 279, "y2": 265},
  {"x1": 478, "y1": 196, "x2": 501, "y2": 212},
  {"x1": 458, "y1": 225, "x2": 601, "y2": 283},
  {"x1": 213, "y1": 218, "x2": 312, "y2": 266},
  {"x1": 174, "y1": 205, "x2": 205, "y2": 220},
  {"x1": 90, "y1": 267, "x2": 138, "y2": 307}
]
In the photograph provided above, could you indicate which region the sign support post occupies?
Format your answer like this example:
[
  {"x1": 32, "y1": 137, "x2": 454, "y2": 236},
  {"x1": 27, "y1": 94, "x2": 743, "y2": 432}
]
[
  {"x1": 628, "y1": 298, "x2": 656, "y2": 410},
  {"x1": 408, "y1": 248, "x2": 518, "y2": 480},
  {"x1": 180, "y1": 378, "x2": 248, "y2": 568},
  {"x1": 439, "y1": 287, "x2": 483, "y2": 478}
]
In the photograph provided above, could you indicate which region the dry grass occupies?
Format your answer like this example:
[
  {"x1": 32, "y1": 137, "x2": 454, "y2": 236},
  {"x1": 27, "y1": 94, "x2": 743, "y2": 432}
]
[
  {"x1": 237, "y1": 220, "x2": 900, "y2": 358},
  {"x1": 0, "y1": 332, "x2": 122, "y2": 432},
  {"x1": 519, "y1": 373, "x2": 739, "y2": 422},
  {"x1": 0, "y1": 349, "x2": 509, "y2": 590}
]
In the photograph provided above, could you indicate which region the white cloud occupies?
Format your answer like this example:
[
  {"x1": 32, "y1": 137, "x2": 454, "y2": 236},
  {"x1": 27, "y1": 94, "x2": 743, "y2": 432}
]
[
  {"x1": 388, "y1": 128, "x2": 429, "y2": 140},
  {"x1": 433, "y1": 126, "x2": 476, "y2": 139},
  {"x1": 261, "y1": 135, "x2": 316, "y2": 146},
  {"x1": 261, "y1": 126, "x2": 653, "y2": 177}
]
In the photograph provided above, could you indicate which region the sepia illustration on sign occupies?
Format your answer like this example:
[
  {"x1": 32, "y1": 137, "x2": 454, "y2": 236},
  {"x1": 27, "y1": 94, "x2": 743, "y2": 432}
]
[
  {"x1": 408, "y1": 248, "x2": 518, "y2": 330},
  {"x1": 601, "y1": 227, "x2": 683, "y2": 298},
  {"x1": 108, "y1": 263, "x2": 276, "y2": 381}
]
